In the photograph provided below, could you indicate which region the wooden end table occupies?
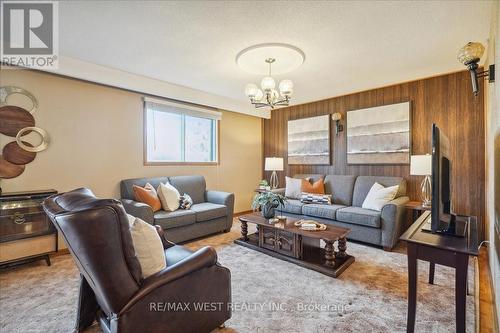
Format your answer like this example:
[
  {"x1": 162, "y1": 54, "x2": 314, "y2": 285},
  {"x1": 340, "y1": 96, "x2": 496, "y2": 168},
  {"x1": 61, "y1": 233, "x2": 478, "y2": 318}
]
[
  {"x1": 400, "y1": 211, "x2": 478, "y2": 333},
  {"x1": 235, "y1": 212, "x2": 355, "y2": 278},
  {"x1": 404, "y1": 201, "x2": 431, "y2": 222}
]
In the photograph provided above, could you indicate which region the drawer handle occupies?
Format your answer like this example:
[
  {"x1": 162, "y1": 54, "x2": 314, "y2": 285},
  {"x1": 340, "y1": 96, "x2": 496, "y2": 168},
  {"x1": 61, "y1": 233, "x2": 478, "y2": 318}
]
[{"x1": 13, "y1": 213, "x2": 26, "y2": 224}]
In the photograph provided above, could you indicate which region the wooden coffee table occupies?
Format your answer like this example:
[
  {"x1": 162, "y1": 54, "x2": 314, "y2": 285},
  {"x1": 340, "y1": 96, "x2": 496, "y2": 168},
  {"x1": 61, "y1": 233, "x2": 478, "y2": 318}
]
[{"x1": 234, "y1": 212, "x2": 355, "y2": 278}]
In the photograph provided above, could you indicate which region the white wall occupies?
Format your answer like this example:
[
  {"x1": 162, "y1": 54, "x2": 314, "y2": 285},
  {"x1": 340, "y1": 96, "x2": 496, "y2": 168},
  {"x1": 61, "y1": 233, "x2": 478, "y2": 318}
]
[{"x1": 0, "y1": 69, "x2": 263, "y2": 213}]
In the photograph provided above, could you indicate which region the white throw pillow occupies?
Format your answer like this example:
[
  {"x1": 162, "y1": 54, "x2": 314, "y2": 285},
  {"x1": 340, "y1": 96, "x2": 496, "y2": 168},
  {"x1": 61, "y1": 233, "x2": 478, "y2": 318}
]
[
  {"x1": 157, "y1": 182, "x2": 180, "y2": 212},
  {"x1": 362, "y1": 182, "x2": 399, "y2": 211},
  {"x1": 285, "y1": 176, "x2": 304, "y2": 199},
  {"x1": 127, "y1": 214, "x2": 166, "y2": 278}
]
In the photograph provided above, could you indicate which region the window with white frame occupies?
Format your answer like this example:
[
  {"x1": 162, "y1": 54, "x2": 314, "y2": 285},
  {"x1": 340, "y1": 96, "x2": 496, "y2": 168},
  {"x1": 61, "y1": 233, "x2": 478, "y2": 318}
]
[{"x1": 144, "y1": 98, "x2": 220, "y2": 164}]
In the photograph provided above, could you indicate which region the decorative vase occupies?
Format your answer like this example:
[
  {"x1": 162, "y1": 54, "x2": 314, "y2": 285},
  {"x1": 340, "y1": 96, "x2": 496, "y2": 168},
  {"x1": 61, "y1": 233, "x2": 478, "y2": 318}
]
[{"x1": 261, "y1": 203, "x2": 277, "y2": 219}]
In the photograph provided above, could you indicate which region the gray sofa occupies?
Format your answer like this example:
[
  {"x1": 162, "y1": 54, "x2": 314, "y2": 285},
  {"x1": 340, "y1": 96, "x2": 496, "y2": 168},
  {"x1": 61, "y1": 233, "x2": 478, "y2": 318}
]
[
  {"x1": 120, "y1": 175, "x2": 234, "y2": 243},
  {"x1": 277, "y1": 174, "x2": 409, "y2": 250}
]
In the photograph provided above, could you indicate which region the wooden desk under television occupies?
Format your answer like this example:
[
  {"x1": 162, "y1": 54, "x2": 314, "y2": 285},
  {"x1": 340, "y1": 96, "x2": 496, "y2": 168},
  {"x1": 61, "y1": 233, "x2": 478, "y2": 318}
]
[{"x1": 400, "y1": 211, "x2": 478, "y2": 333}]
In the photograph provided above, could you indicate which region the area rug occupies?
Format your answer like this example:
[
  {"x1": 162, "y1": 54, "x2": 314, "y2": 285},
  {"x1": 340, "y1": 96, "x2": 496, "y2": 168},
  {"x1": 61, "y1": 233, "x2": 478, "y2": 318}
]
[{"x1": 0, "y1": 221, "x2": 474, "y2": 333}]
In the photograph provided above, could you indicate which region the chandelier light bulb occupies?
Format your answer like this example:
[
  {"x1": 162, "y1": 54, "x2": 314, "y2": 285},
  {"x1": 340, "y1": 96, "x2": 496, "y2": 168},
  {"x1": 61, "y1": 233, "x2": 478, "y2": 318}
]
[
  {"x1": 254, "y1": 88, "x2": 264, "y2": 101},
  {"x1": 244, "y1": 83, "x2": 259, "y2": 98},
  {"x1": 261, "y1": 76, "x2": 276, "y2": 91},
  {"x1": 270, "y1": 89, "x2": 279, "y2": 101},
  {"x1": 241, "y1": 56, "x2": 297, "y2": 109},
  {"x1": 279, "y1": 79, "x2": 294, "y2": 97}
]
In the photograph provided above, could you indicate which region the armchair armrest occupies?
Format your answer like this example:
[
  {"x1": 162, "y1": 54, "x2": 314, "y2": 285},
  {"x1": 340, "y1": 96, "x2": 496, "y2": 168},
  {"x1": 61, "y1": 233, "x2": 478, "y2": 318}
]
[
  {"x1": 381, "y1": 196, "x2": 410, "y2": 249},
  {"x1": 119, "y1": 246, "x2": 218, "y2": 315},
  {"x1": 121, "y1": 199, "x2": 154, "y2": 224}
]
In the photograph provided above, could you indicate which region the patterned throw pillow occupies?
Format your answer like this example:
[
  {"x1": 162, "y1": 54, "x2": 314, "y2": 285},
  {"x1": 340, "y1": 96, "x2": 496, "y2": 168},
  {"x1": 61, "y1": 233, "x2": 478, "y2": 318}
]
[
  {"x1": 300, "y1": 192, "x2": 332, "y2": 205},
  {"x1": 179, "y1": 193, "x2": 193, "y2": 209}
]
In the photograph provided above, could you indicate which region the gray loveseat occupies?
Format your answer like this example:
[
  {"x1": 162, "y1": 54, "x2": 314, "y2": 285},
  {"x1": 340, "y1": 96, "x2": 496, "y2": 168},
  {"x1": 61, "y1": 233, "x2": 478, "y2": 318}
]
[
  {"x1": 278, "y1": 174, "x2": 409, "y2": 250},
  {"x1": 120, "y1": 175, "x2": 234, "y2": 243}
]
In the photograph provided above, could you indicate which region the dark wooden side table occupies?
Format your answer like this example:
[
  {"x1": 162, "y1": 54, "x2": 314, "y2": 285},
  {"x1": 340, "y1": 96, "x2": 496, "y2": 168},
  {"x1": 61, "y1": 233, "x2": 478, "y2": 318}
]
[
  {"x1": 400, "y1": 211, "x2": 478, "y2": 333},
  {"x1": 404, "y1": 201, "x2": 431, "y2": 222}
]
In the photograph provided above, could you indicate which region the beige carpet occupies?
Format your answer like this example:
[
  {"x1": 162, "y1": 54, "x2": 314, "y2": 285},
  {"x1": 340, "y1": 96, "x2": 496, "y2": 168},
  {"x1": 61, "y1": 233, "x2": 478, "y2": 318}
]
[{"x1": 0, "y1": 220, "x2": 474, "y2": 333}]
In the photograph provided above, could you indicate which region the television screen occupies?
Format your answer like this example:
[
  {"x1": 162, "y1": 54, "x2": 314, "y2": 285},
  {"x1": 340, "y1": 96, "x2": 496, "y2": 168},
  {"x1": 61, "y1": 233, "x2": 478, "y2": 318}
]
[{"x1": 430, "y1": 124, "x2": 466, "y2": 237}]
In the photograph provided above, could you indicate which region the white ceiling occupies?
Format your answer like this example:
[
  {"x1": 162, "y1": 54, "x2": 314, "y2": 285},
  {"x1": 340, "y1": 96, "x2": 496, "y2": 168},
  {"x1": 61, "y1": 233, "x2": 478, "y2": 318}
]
[{"x1": 58, "y1": 1, "x2": 493, "y2": 115}]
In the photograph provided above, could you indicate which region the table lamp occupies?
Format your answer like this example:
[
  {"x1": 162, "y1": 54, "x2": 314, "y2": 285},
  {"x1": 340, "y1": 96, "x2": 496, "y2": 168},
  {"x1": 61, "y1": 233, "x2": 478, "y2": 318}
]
[
  {"x1": 264, "y1": 157, "x2": 284, "y2": 189},
  {"x1": 410, "y1": 154, "x2": 432, "y2": 207}
]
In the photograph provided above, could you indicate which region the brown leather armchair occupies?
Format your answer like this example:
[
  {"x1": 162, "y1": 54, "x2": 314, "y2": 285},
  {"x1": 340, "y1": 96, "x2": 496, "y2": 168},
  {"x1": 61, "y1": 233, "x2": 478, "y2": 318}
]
[{"x1": 43, "y1": 188, "x2": 231, "y2": 333}]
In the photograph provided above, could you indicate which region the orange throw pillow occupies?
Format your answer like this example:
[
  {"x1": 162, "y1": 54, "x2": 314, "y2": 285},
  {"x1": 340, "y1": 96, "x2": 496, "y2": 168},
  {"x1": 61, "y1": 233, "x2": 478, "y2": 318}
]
[
  {"x1": 133, "y1": 183, "x2": 162, "y2": 212},
  {"x1": 301, "y1": 178, "x2": 325, "y2": 195}
]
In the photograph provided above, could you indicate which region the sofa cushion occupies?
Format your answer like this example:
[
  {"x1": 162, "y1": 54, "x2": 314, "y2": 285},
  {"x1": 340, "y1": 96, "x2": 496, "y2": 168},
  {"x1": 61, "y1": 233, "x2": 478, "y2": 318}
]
[
  {"x1": 132, "y1": 183, "x2": 162, "y2": 212},
  {"x1": 168, "y1": 175, "x2": 206, "y2": 204},
  {"x1": 293, "y1": 174, "x2": 325, "y2": 183},
  {"x1": 191, "y1": 202, "x2": 227, "y2": 222},
  {"x1": 154, "y1": 210, "x2": 196, "y2": 230},
  {"x1": 302, "y1": 204, "x2": 347, "y2": 220},
  {"x1": 157, "y1": 182, "x2": 181, "y2": 212},
  {"x1": 324, "y1": 175, "x2": 357, "y2": 206},
  {"x1": 336, "y1": 206, "x2": 381, "y2": 228},
  {"x1": 301, "y1": 178, "x2": 325, "y2": 194},
  {"x1": 362, "y1": 182, "x2": 399, "y2": 211},
  {"x1": 121, "y1": 176, "x2": 170, "y2": 200},
  {"x1": 164, "y1": 245, "x2": 194, "y2": 267},
  {"x1": 285, "y1": 176, "x2": 304, "y2": 199},
  {"x1": 127, "y1": 214, "x2": 166, "y2": 278},
  {"x1": 279, "y1": 199, "x2": 304, "y2": 215},
  {"x1": 352, "y1": 176, "x2": 405, "y2": 207}
]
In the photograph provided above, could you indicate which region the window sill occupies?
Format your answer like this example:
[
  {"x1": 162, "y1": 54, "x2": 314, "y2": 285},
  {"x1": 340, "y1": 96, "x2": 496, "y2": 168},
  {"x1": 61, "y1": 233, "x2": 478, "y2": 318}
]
[{"x1": 144, "y1": 161, "x2": 219, "y2": 166}]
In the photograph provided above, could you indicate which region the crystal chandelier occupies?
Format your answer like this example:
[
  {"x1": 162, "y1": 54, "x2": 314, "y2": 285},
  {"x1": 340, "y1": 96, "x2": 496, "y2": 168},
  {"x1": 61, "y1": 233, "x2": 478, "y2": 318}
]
[{"x1": 244, "y1": 58, "x2": 293, "y2": 109}]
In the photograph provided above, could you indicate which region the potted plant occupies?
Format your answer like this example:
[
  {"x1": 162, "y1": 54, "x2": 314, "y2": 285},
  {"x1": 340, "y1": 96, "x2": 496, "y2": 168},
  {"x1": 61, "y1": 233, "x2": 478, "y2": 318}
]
[
  {"x1": 258, "y1": 179, "x2": 269, "y2": 190},
  {"x1": 252, "y1": 192, "x2": 287, "y2": 219}
]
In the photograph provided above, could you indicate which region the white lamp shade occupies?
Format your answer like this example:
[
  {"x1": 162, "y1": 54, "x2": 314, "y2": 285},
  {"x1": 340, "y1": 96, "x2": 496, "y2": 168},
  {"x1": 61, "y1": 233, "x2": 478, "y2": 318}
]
[
  {"x1": 279, "y1": 79, "x2": 294, "y2": 96},
  {"x1": 244, "y1": 83, "x2": 258, "y2": 98},
  {"x1": 261, "y1": 76, "x2": 276, "y2": 91},
  {"x1": 410, "y1": 154, "x2": 432, "y2": 175},
  {"x1": 265, "y1": 157, "x2": 284, "y2": 171},
  {"x1": 254, "y1": 88, "x2": 264, "y2": 101}
]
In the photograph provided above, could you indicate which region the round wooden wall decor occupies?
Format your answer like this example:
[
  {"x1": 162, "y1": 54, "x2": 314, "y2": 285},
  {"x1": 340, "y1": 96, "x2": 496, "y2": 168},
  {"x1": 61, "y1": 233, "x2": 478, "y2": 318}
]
[
  {"x1": 2, "y1": 141, "x2": 36, "y2": 165},
  {"x1": 0, "y1": 155, "x2": 25, "y2": 179},
  {"x1": 0, "y1": 86, "x2": 38, "y2": 114},
  {"x1": 0, "y1": 106, "x2": 35, "y2": 137}
]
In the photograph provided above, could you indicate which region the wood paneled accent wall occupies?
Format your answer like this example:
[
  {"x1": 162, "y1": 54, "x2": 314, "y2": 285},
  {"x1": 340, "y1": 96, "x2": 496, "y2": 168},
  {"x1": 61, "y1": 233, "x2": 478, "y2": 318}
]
[{"x1": 263, "y1": 70, "x2": 485, "y2": 238}]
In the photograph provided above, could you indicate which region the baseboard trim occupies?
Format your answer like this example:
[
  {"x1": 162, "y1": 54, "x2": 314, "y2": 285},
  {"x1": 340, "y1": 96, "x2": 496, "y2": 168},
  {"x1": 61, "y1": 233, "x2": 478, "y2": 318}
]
[
  {"x1": 51, "y1": 249, "x2": 70, "y2": 257},
  {"x1": 234, "y1": 210, "x2": 253, "y2": 217},
  {"x1": 478, "y1": 246, "x2": 498, "y2": 333}
]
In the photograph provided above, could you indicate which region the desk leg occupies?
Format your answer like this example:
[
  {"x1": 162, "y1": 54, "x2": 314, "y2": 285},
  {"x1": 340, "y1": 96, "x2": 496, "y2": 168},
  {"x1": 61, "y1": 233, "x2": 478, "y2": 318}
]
[
  {"x1": 455, "y1": 254, "x2": 468, "y2": 333},
  {"x1": 407, "y1": 243, "x2": 417, "y2": 333},
  {"x1": 428, "y1": 262, "x2": 435, "y2": 284}
]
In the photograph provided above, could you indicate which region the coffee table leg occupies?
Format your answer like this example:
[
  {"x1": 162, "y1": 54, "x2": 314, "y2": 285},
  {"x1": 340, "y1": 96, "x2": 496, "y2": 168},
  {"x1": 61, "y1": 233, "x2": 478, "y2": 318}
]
[
  {"x1": 324, "y1": 240, "x2": 335, "y2": 267},
  {"x1": 337, "y1": 237, "x2": 347, "y2": 258},
  {"x1": 240, "y1": 220, "x2": 248, "y2": 241}
]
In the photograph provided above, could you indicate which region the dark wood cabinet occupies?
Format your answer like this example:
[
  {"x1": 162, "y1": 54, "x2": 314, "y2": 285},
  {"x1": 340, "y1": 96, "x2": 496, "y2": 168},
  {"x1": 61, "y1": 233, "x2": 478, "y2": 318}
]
[
  {"x1": 0, "y1": 189, "x2": 58, "y2": 267},
  {"x1": 259, "y1": 226, "x2": 300, "y2": 258},
  {"x1": 260, "y1": 226, "x2": 276, "y2": 251}
]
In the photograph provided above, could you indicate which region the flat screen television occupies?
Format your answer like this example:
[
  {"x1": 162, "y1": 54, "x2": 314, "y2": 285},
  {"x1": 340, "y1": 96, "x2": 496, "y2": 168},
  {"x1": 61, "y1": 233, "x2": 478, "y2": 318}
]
[{"x1": 425, "y1": 124, "x2": 467, "y2": 237}]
